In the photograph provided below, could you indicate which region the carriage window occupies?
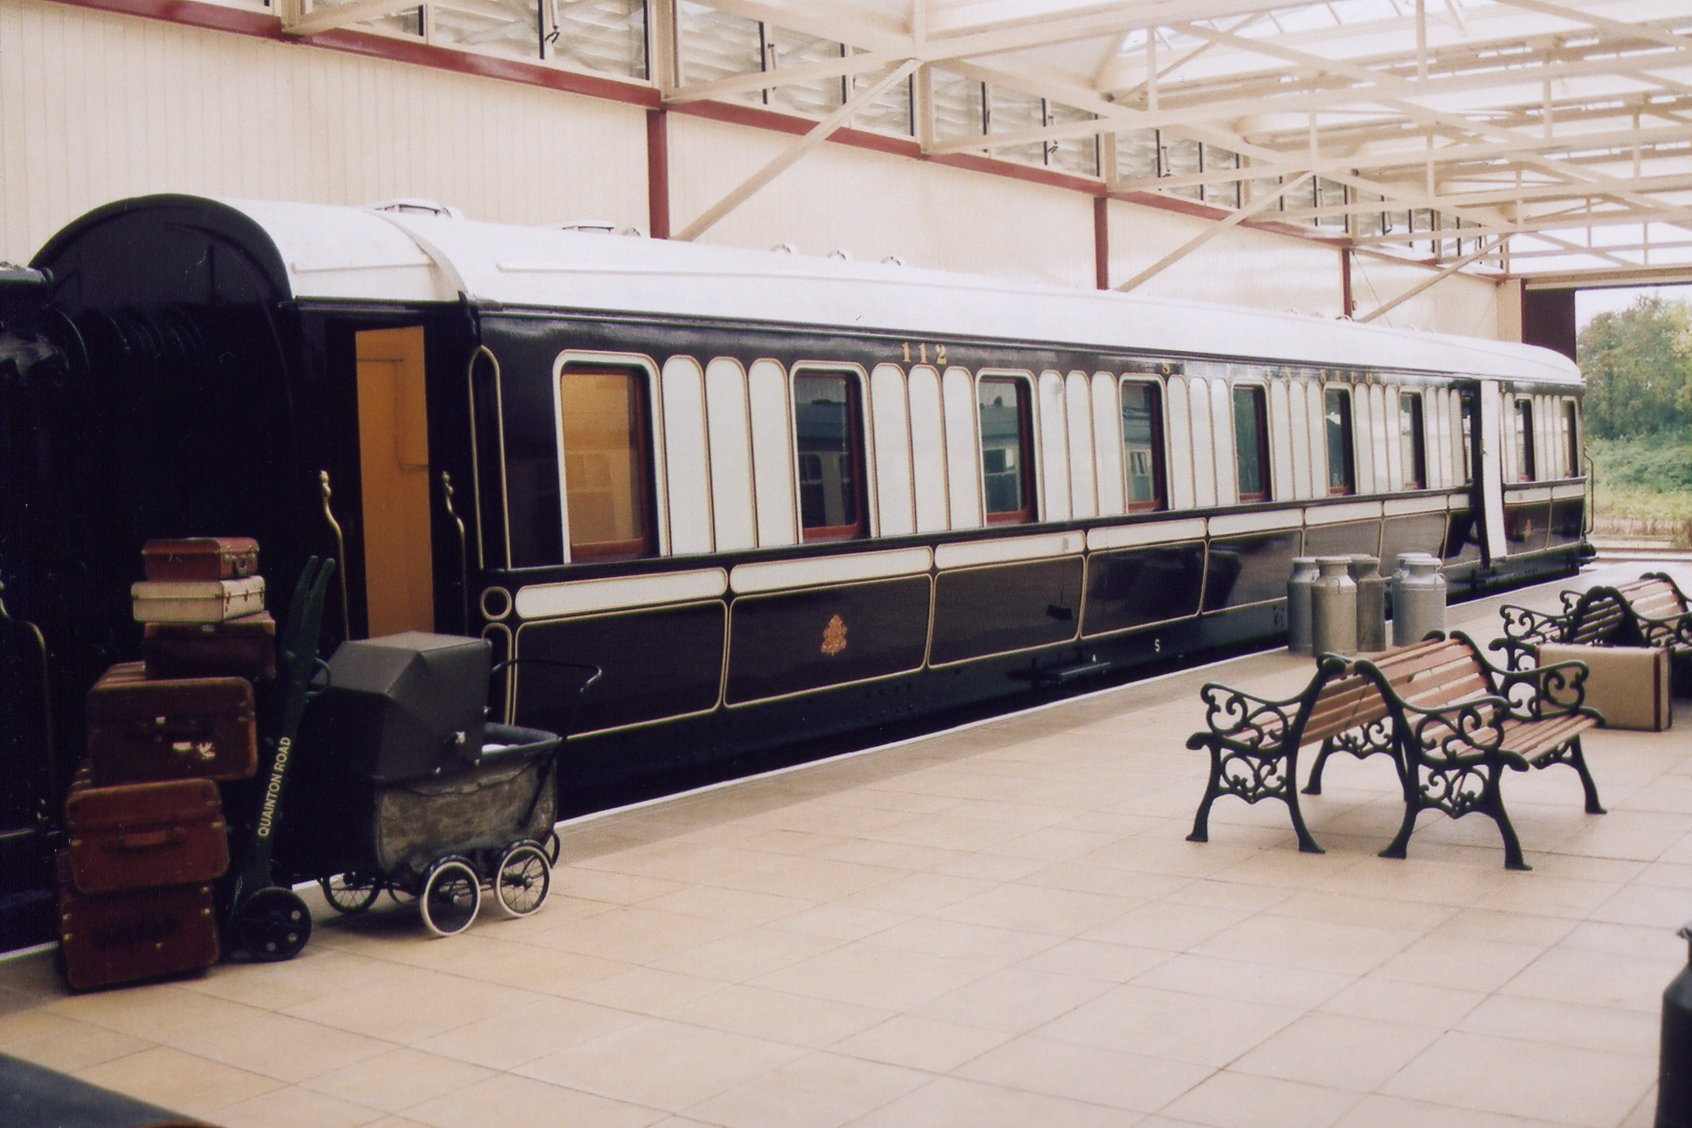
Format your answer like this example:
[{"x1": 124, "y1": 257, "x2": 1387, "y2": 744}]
[
  {"x1": 1323, "y1": 388, "x2": 1355, "y2": 496},
  {"x1": 1459, "y1": 390, "x2": 1476, "y2": 484},
  {"x1": 561, "y1": 367, "x2": 656, "y2": 561},
  {"x1": 978, "y1": 375, "x2": 1036, "y2": 524},
  {"x1": 1120, "y1": 379, "x2": 1166, "y2": 512},
  {"x1": 1515, "y1": 399, "x2": 1536, "y2": 482},
  {"x1": 794, "y1": 369, "x2": 866, "y2": 541},
  {"x1": 1399, "y1": 391, "x2": 1427, "y2": 490},
  {"x1": 1562, "y1": 400, "x2": 1580, "y2": 476},
  {"x1": 1233, "y1": 385, "x2": 1271, "y2": 502}
]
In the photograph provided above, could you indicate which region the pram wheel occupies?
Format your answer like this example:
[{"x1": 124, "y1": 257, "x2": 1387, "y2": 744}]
[
  {"x1": 544, "y1": 830, "x2": 561, "y2": 865},
  {"x1": 493, "y1": 842, "x2": 551, "y2": 918},
  {"x1": 320, "y1": 873, "x2": 381, "y2": 915},
  {"x1": 420, "y1": 857, "x2": 481, "y2": 937},
  {"x1": 238, "y1": 887, "x2": 312, "y2": 961}
]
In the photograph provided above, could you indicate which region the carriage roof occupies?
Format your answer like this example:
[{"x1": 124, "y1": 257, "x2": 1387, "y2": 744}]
[{"x1": 79, "y1": 196, "x2": 1585, "y2": 386}]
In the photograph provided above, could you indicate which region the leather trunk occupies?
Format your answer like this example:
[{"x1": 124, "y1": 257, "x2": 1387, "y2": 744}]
[
  {"x1": 85, "y1": 662, "x2": 258, "y2": 785},
  {"x1": 131, "y1": 576, "x2": 266, "y2": 625},
  {"x1": 56, "y1": 854, "x2": 219, "y2": 991},
  {"x1": 1540, "y1": 643, "x2": 1673, "y2": 732},
  {"x1": 65, "y1": 777, "x2": 229, "y2": 894},
  {"x1": 141, "y1": 536, "x2": 260, "y2": 581},
  {"x1": 143, "y1": 613, "x2": 277, "y2": 680}
]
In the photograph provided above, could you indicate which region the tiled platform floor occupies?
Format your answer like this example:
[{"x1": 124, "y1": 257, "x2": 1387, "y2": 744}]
[{"x1": 2, "y1": 563, "x2": 1688, "y2": 1128}]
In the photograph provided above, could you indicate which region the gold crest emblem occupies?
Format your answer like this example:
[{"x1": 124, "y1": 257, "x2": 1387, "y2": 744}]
[{"x1": 820, "y1": 613, "x2": 848, "y2": 656}]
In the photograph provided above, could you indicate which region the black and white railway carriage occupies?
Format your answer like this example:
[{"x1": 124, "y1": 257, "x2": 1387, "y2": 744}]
[{"x1": 3, "y1": 194, "x2": 1590, "y2": 816}]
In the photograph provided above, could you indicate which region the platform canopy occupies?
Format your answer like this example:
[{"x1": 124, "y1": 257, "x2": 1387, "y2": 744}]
[{"x1": 280, "y1": 0, "x2": 1692, "y2": 287}]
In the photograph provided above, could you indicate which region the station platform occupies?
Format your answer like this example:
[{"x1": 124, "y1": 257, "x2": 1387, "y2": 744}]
[{"x1": 1, "y1": 563, "x2": 1687, "y2": 1128}]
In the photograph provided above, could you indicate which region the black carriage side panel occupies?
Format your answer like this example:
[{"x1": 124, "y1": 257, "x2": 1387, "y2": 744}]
[
  {"x1": 1082, "y1": 542, "x2": 1206, "y2": 637},
  {"x1": 1302, "y1": 520, "x2": 1380, "y2": 558},
  {"x1": 480, "y1": 318, "x2": 569, "y2": 569},
  {"x1": 930, "y1": 558, "x2": 1083, "y2": 665},
  {"x1": 1202, "y1": 530, "x2": 1302, "y2": 611},
  {"x1": 1380, "y1": 512, "x2": 1448, "y2": 565},
  {"x1": 727, "y1": 577, "x2": 930, "y2": 704}
]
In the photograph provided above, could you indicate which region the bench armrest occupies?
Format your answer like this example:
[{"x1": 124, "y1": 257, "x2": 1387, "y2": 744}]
[
  {"x1": 1498, "y1": 603, "x2": 1569, "y2": 645},
  {"x1": 1186, "y1": 656, "x2": 1349, "y2": 752},
  {"x1": 1632, "y1": 608, "x2": 1692, "y2": 649},
  {"x1": 1487, "y1": 636, "x2": 1540, "y2": 673},
  {"x1": 1497, "y1": 659, "x2": 1593, "y2": 720},
  {"x1": 1394, "y1": 694, "x2": 1529, "y2": 773}
]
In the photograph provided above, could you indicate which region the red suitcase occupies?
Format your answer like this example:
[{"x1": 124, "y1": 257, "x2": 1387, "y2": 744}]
[
  {"x1": 85, "y1": 662, "x2": 258, "y2": 785},
  {"x1": 142, "y1": 613, "x2": 277, "y2": 680},
  {"x1": 141, "y1": 536, "x2": 260, "y2": 581},
  {"x1": 65, "y1": 777, "x2": 229, "y2": 894},
  {"x1": 56, "y1": 854, "x2": 219, "y2": 991}
]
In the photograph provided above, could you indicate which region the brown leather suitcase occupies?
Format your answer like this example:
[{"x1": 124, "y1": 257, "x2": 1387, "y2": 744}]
[
  {"x1": 142, "y1": 613, "x2": 277, "y2": 680},
  {"x1": 56, "y1": 853, "x2": 219, "y2": 991},
  {"x1": 65, "y1": 777, "x2": 229, "y2": 894},
  {"x1": 85, "y1": 662, "x2": 258, "y2": 785},
  {"x1": 1540, "y1": 643, "x2": 1673, "y2": 732},
  {"x1": 141, "y1": 536, "x2": 259, "y2": 581}
]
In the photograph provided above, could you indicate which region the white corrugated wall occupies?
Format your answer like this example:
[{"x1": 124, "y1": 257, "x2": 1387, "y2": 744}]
[{"x1": 0, "y1": 0, "x2": 648, "y2": 259}]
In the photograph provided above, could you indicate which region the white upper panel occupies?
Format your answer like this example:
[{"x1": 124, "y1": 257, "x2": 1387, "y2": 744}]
[{"x1": 218, "y1": 197, "x2": 1581, "y2": 386}]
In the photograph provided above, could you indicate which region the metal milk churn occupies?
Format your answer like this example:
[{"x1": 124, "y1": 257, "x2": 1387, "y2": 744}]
[
  {"x1": 1349, "y1": 555, "x2": 1388, "y2": 652},
  {"x1": 1287, "y1": 557, "x2": 1319, "y2": 656},
  {"x1": 1392, "y1": 553, "x2": 1447, "y2": 645},
  {"x1": 1657, "y1": 923, "x2": 1692, "y2": 1127},
  {"x1": 1310, "y1": 557, "x2": 1358, "y2": 656}
]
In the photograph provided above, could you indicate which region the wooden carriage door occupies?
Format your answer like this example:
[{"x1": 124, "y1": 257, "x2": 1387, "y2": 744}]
[{"x1": 355, "y1": 327, "x2": 435, "y2": 636}]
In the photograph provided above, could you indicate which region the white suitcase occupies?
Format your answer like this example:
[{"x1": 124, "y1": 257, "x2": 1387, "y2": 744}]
[{"x1": 131, "y1": 576, "x2": 266, "y2": 624}]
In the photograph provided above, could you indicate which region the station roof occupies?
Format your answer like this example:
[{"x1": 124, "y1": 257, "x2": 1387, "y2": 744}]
[{"x1": 277, "y1": 0, "x2": 1692, "y2": 289}]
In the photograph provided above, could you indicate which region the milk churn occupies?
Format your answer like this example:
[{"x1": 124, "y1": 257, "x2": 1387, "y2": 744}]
[
  {"x1": 1310, "y1": 557, "x2": 1358, "y2": 655},
  {"x1": 1287, "y1": 557, "x2": 1319, "y2": 656},
  {"x1": 1350, "y1": 555, "x2": 1388, "y2": 652},
  {"x1": 1657, "y1": 923, "x2": 1692, "y2": 1127},
  {"x1": 1391, "y1": 553, "x2": 1447, "y2": 645}
]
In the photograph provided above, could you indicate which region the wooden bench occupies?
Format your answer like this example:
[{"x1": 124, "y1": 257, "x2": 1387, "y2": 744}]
[
  {"x1": 1495, "y1": 587, "x2": 1629, "y2": 671},
  {"x1": 1352, "y1": 631, "x2": 1605, "y2": 870},
  {"x1": 1611, "y1": 573, "x2": 1692, "y2": 656},
  {"x1": 1497, "y1": 573, "x2": 1692, "y2": 672},
  {"x1": 1186, "y1": 655, "x2": 1392, "y2": 855}
]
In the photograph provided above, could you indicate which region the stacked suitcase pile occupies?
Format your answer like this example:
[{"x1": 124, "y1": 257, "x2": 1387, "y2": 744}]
[{"x1": 57, "y1": 538, "x2": 268, "y2": 991}]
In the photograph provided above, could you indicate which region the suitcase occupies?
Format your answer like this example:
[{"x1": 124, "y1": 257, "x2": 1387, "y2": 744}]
[
  {"x1": 141, "y1": 536, "x2": 260, "y2": 582},
  {"x1": 85, "y1": 662, "x2": 258, "y2": 784},
  {"x1": 56, "y1": 853, "x2": 219, "y2": 991},
  {"x1": 1540, "y1": 643, "x2": 1673, "y2": 732},
  {"x1": 65, "y1": 777, "x2": 229, "y2": 894},
  {"x1": 143, "y1": 613, "x2": 277, "y2": 680},
  {"x1": 132, "y1": 576, "x2": 266, "y2": 624}
]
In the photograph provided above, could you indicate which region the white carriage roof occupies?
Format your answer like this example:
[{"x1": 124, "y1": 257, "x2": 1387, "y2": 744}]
[{"x1": 228, "y1": 198, "x2": 1580, "y2": 384}]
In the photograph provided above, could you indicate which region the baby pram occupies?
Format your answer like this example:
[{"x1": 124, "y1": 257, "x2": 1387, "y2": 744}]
[{"x1": 282, "y1": 633, "x2": 599, "y2": 937}]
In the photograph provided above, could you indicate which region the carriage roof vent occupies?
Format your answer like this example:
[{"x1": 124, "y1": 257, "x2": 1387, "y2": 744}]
[
  {"x1": 770, "y1": 242, "x2": 798, "y2": 254},
  {"x1": 559, "y1": 221, "x2": 645, "y2": 237},
  {"x1": 827, "y1": 248, "x2": 852, "y2": 261},
  {"x1": 366, "y1": 198, "x2": 463, "y2": 219},
  {"x1": 880, "y1": 255, "x2": 905, "y2": 266}
]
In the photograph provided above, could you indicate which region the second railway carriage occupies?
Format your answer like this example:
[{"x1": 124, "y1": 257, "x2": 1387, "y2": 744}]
[{"x1": 2, "y1": 194, "x2": 1591, "y2": 818}]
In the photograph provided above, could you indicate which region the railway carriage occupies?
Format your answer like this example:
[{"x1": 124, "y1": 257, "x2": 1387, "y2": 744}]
[{"x1": 0, "y1": 194, "x2": 1590, "y2": 828}]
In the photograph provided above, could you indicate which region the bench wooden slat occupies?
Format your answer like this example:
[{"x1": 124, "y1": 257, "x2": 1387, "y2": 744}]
[{"x1": 1501, "y1": 713, "x2": 1598, "y2": 756}]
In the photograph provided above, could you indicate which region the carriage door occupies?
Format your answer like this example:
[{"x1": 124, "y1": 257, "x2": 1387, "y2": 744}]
[
  {"x1": 355, "y1": 327, "x2": 435, "y2": 635},
  {"x1": 1474, "y1": 380, "x2": 1508, "y2": 566}
]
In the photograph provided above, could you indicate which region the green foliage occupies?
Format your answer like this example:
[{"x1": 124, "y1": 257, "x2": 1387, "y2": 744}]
[
  {"x1": 1576, "y1": 295, "x2": 1692, "y2": 438},
  {"x1": 1588, "y1": 434, "x2": 1692, "y2": 493}
]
